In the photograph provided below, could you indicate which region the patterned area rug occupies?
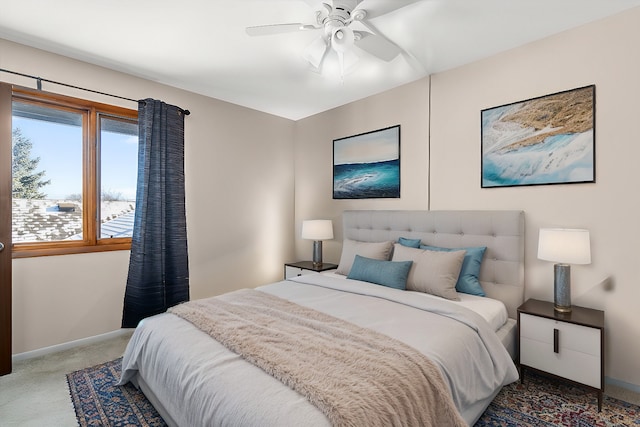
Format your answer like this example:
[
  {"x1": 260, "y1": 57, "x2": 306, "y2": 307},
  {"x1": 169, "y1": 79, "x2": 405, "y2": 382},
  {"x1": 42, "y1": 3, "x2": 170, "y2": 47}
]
[
  {"x1": 67, "y1": 357, "x2": 166, "y2": 426},
  {"x1": 68, "y1": 358, "x2": 639, "y2": 426},
  {"x1": 475, "y1": 371, "x2": 640, "y2": 426}
]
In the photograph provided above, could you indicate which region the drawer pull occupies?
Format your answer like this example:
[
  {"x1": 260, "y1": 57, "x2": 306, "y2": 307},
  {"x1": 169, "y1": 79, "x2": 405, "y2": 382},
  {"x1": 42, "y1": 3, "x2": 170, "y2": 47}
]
[{"x1": 554, "y1": 328, "x2": 559, "y2": 353}]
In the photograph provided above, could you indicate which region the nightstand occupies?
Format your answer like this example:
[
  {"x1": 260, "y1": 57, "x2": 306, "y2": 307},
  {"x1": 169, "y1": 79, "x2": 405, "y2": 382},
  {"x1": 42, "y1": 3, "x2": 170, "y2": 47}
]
[
  {"x1": 284, "y1": 261, "x2": 338, "y2": 280},
  {"x1": 517, "y1": 298, "x2": 605, "y2": 411}
]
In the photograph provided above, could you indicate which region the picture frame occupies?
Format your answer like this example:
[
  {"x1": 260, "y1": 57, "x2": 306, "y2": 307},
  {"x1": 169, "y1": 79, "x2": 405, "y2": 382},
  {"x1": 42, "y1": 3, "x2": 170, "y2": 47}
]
[
  {"x1": 481, "y1": 85, "x2": 595, "y2": 188},
  {"x1": 333, "y1": 125, "x2": 400, "y2": 199}
]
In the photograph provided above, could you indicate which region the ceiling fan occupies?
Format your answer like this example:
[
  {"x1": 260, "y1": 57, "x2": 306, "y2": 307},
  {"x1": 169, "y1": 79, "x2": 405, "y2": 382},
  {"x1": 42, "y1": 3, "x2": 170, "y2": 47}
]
[{"x1": 246, "y1": 0, "x2": 412, "y2": 74}]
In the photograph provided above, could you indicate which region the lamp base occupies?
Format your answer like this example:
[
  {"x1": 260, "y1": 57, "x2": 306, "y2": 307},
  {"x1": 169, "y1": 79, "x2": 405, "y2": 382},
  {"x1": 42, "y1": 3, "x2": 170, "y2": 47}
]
[
  {"x1": 554, "y1": 263, "x2": 572, "y2": 313},
  {"x1": 554, "y1": 304, "x2": 572, "y2": 313},
  {"x1": 312, "y1": 240, "x2": 323, "y2": 267}
]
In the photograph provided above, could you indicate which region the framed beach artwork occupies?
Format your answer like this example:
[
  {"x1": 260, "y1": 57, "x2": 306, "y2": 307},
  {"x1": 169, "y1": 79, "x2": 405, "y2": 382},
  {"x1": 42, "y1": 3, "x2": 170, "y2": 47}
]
[
  {"x1": 333, "y1": 125, "x2": 400, "y2": 199},
  {"x1": 481, "y1": 85, "x2": 595, "y2": 188}
]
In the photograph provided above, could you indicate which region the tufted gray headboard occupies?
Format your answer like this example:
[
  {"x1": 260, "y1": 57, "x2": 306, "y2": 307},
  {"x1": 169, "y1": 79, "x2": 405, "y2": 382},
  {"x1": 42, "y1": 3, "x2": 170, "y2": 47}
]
[{"x1": 342, "y1": 210, "x2": 525, "y2": 319}]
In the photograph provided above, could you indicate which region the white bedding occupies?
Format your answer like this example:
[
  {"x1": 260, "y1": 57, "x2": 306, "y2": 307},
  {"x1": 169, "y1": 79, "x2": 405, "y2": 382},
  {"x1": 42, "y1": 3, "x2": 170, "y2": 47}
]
[
  {"x1": 320, "y1": 271, "x2": 509, "y2": 332},
  {"x1": 120, "y1": 274, "x2": 519, "y2": 426}
]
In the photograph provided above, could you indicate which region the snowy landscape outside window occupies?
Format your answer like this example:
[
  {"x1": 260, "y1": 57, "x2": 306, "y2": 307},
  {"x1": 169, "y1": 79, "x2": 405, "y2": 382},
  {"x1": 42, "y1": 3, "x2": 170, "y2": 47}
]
[
  {"x1": 99, "y1": 114, "x2": 138, "y2": 240},
  {"x1": 8, "y1": 88, "x2": 138, "y2": 257}
]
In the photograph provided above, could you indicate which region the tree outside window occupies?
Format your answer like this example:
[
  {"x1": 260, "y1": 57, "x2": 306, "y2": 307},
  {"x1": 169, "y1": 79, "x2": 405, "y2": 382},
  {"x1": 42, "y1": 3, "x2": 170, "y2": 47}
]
[{"x1": 11, "y1": 128, "x2": 50, "y2": 199}]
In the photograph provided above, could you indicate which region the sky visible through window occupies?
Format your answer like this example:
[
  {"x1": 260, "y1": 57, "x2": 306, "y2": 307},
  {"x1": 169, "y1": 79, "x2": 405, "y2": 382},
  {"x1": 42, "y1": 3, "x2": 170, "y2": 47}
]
[{"x1": 13, "y1": 116, "x2": 138, "y2": 201}]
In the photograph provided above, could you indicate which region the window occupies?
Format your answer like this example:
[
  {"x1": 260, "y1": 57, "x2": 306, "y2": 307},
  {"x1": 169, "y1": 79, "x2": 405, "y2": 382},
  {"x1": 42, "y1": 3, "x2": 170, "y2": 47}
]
[
  {"x1": 9, "y1": 87, "x2": 138, "y2": 257},
  {"x1": 99, "y1": 115, "x2": 138, "y2": 239}
]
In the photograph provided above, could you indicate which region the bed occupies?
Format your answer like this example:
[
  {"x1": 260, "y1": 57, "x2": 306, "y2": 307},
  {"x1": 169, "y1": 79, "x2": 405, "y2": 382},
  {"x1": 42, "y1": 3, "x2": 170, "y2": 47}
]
[{"x1": 119, "y1": 209, "x2": 525, "y2": 426}]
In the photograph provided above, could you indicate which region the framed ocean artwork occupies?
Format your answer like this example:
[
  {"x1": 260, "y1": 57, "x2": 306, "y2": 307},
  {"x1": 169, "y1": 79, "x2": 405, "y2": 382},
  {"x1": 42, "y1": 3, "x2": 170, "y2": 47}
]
[
  {"x1": 333, "y1": 125, "x2": 400, "y2": 199},
  {"x1": 481, "y1": 85, "x2": 595, "y2": 188}
]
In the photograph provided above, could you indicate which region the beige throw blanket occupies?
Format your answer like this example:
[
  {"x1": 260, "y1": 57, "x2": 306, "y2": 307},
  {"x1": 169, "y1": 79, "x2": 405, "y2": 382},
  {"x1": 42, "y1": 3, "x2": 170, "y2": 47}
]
[{"x1": 169, "y1": 289, "x2": 467, "y2": 427}]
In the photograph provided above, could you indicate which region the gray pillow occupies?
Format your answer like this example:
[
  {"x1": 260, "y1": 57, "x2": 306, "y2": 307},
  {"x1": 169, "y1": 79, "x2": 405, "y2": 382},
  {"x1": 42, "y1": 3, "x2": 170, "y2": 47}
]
[
  {"x1": 336, "y1": 239, "x2": 394, "y2": 275},
  {"x1": 391, "y1": 243, "x2": 465, "y2": 300}
]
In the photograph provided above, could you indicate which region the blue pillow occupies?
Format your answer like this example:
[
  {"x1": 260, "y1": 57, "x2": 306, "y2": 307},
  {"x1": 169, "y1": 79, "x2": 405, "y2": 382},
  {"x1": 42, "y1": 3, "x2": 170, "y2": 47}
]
[
  {"x1": 347, "y1": 255, "x2": 413, "y2": 290},
  {"x1": 398, "y1": 237, "x2": 421, "y2": 248},
  {"x1": 420, "y1": 245, "x2": 487, "y2": 296}
]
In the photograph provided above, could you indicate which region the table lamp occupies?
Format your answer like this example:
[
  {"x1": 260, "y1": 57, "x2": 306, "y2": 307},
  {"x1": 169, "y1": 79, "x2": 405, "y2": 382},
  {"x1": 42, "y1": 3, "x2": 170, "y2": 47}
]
[
  {"x1": 537, "y1": 228, "x2": 591, "y2": 313},
  {"x1": 302, "y1": 220, "x2": 333, "y2": 267}
]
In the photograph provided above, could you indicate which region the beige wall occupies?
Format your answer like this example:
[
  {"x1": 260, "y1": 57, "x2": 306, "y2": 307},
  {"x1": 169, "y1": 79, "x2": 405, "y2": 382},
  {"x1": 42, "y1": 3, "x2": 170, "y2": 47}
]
[
  {"x1": 294, "y1": 9, "x2": 640, "y2": 389},
  {"x1": 430, "y1": 8, "x2": 640, "y2": 388},
  {"x1": 293, "y1": 78, "x2": 430, "y2": 263},
  {"x1": 2, "y1": 39, "x2": 295, "y2": 354}
]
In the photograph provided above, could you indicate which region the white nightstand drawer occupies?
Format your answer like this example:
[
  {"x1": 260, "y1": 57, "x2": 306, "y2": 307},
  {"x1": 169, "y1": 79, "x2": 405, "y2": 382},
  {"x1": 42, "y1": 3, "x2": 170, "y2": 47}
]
[
  {"x1": 520, "y1": 313, "x2": 600, "y2": 356},
  {"x1": 285, "y1": 266, "x2": 317, "y2": 280},
  {"x1": 520, "y1": 337, "x2": 600, "y2": 387},
  {"x1": 520, "y1": 313, "x2": 601, "y2": 388},
  {"x1": 518, "y1": 299, "x2": 604, "y2": 411}
]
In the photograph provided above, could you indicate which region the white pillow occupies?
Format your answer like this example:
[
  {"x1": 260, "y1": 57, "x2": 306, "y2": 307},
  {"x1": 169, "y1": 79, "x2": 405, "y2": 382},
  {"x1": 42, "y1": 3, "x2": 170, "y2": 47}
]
[
  {"x1": 391, "y1": 243, "x2": 465, "y2": 300},
  {"x1": 336, "y1": 239, "x2": 394, "y2": 275}
]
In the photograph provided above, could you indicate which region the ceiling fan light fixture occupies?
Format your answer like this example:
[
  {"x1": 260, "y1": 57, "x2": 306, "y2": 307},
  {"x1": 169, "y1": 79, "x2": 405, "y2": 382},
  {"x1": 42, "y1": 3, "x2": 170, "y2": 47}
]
[
  {"x1": 352, "y1": 9, "x2": 366, "y2": 21},
  {"x1": 322, "y1": 47, "x2": 359, "y2": 81},
  {"x1": 303, "y1": 35, "x2": 329, "y2": 69},
  {"x1": 247, "y1": 0, "x2": 407, "y2": 75},
  {"x1": 331, "y1": 26, "x2": 354, "y2": 53}
]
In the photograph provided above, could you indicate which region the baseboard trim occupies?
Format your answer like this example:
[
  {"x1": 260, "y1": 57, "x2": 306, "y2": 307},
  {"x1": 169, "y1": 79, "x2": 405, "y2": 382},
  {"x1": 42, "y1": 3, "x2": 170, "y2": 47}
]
[
  {"x1": 12, "y1": 328, "x2": 133, "y2": 362},
  {"x1": 605, "y1": 376, "x2": 640, "y2": 394}
]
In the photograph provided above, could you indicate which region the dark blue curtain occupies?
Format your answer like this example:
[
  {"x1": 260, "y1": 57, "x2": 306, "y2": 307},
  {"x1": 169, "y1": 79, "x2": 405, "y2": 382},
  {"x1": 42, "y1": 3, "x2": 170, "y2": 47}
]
[{"x1": 122, "y1": 99, "x2": 189, "y2": 328}]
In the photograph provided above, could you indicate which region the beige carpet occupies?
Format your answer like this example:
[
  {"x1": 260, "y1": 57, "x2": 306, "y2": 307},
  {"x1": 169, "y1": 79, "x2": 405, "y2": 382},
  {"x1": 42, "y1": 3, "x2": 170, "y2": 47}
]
[
  {"x1": 0, "y1": 331, "x2": 132, "y2": 427},
  {"x1": 1, "y1": 329, "x2": 639, "y2": 426}
]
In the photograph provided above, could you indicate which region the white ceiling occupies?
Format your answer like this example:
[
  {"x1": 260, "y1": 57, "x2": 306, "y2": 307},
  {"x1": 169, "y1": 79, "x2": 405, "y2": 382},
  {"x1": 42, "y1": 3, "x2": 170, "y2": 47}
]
[{"x1": 1, "y1": 0, "x2": 639, "y2": 120}]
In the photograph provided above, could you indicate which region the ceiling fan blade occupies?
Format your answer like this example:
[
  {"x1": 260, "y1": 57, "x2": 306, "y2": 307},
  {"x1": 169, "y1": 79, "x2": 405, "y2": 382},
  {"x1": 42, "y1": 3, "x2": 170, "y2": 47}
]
[
  {"x1": 303, "y1": 35, "x2": 330, "y2": 69},
  {"x1": 355, "y1": 31, "x2": 402, "y2": 62},
  {"x1": 246, "y1": 23, "x2": 318, "y2": 36},
  {"x1": 301, "y1": 0, "x2": 320, "y2": 8},
  {"x1": 353, "y1": 0, "x2": 422, "y2": 19},
  {"x1": 300, "y1": 0, "x2": 326, "y2": 9},
  {"x1": 302, "y1": 0, "x2": 363, "y2": 11}
]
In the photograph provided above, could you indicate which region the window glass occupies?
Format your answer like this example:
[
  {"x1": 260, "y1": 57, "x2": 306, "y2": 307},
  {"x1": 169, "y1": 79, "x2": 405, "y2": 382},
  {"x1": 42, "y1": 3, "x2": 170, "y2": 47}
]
[
  {"x1": 99, "y1": 115, "x2": 138, "y2": 239},
  {"x1": 5, "y1": 88, "x2": 138, "y2": 257},
  {"x1": 11, "y1": 101, "x2": 84, "y2": 243}
]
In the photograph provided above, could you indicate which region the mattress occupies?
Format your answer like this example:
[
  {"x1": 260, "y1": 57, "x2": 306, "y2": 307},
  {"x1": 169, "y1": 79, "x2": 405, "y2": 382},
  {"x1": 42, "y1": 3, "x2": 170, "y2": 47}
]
[{"x1": 120, "y1": 274, "x2": 519, "y2": 426}]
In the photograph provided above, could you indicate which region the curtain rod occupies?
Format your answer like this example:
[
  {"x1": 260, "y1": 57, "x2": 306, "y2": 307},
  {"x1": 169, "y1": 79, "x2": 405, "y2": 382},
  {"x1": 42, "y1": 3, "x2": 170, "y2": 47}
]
[{"x1": 0, "y1": 68, "x2": 190, "y2": 115}]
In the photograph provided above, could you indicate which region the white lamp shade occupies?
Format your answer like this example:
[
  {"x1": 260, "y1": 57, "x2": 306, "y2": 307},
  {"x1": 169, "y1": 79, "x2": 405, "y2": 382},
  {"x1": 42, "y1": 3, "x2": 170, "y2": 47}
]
[
  {"x1": 331, "y1": 27, "x2": 355, "y2": 53},
  {"x1": 538, "y1": 228, "x2": 591, "y2": 265},
  {"x1": 301, "y1": 220, "x2": 333, "y2": 241}
]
